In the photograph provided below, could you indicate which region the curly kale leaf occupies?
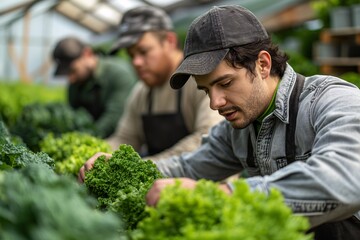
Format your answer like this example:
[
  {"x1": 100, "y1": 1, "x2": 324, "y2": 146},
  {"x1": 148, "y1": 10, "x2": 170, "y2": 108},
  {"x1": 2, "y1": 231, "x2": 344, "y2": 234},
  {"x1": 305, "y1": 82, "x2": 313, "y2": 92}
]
[
  {"x1": 131, "y1": 179, "x2": 312, "y2": 240},
  {"x1": 85, "y1": 144, "x2": 164, "y2": 229},
  {"x1": 0, "y1": 141, "x2": 54, "y2": 171},
  {"x1": 40, "y1": 132, "x2": 111, "y2": 176}
]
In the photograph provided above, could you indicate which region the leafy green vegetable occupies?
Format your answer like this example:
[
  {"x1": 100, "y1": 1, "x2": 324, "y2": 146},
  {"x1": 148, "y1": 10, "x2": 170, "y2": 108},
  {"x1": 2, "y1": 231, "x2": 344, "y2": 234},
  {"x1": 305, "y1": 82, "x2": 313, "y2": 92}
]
[
  {"x1": 40, "y1": 132, "x2": 111, "y2": 176},
  {"x1": 10, "y1": 102, "x2": 96, "y2": 152},
  {"x1": 0, "y1": 120, "x2": 11, "y2": 145},
  {"x1": 85, "y1": 144, "x2": 164, "y2": 230},
  {"x1": 0, "y1": 135, "x2": 54, "y2": 171},
  {"x1": 131, "y1": 179, "x2": 312, "y2": 240},
  {"x1": 0, "y1": 142, "x2": 54, "y2": 171},
  {"x1": 0, "y1": 81, "x2": 65, "y2": 127},
  {"x1": 0, "y1": 120, "x2": 24, "y2": 147},
  {"x1": 1, "y1": 119, "x2": 53, "y2": 171},
  {"x1": 0, "y1": 164, "x2": 126, "y2": 240}
]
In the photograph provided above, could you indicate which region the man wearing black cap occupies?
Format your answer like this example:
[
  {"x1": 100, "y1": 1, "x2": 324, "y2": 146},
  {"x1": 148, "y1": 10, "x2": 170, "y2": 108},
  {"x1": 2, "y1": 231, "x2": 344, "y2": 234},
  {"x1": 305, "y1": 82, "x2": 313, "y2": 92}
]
[
  {"x1": 52, "y1": 37, "x2": 137, "y2": 138},
  {"x1": 104, "y1": 6, "x2": 223, "y2": 159},
  {"x1": 144, "y1": 5, "x2": 360, "y2": 239}
]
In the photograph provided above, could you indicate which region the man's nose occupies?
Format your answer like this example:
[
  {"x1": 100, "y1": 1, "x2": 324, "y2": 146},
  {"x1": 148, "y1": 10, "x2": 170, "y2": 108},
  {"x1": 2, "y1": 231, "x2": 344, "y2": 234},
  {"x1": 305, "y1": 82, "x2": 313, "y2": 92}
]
[
  {"x1": 209, "y1": 90, "x2": 226, "y2": 110},
  {"x1": 132, "y1": 55, "x2": 144, "y2": 67}
]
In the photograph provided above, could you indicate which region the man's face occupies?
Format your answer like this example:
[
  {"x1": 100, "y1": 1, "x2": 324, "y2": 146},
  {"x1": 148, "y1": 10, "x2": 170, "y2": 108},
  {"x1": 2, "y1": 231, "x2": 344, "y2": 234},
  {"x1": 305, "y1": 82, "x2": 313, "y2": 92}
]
[
  {"x1": 195, "y1": 60, "x2": 272, "y2": 129},
  {"x1": 67, "y1": 56, "x2": 93, "y2": 84},
  {"x1": 127, "y1": 32, "x2": 174, "y2": 87}
]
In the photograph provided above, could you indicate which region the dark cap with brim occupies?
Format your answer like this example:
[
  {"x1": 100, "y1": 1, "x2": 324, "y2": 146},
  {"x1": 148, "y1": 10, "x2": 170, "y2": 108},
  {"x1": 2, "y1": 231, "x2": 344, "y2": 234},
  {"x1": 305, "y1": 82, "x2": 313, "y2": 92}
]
[
  {"x1": 170, "y1": 48, "x2": 229, "y2": 89},
  {"x1": 170, "y1": 5, "x2": 268, "y2": 89},
  {"x1": 109, "y1": 33, "x2": 142, "y2": 55},
  {"x1": 109, "y1": 6, "x2": 173, "y2": 55},
  {"x1": 52, "y1": 37, "x2": 85, "y2": 76}
]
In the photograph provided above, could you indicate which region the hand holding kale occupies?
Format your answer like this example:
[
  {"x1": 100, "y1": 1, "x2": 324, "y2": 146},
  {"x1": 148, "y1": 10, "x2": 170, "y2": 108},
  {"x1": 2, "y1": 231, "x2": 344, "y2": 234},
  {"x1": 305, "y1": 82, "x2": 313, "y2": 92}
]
[{"x1": 84, "y1": 144, "x2": 164, "y2": 230}]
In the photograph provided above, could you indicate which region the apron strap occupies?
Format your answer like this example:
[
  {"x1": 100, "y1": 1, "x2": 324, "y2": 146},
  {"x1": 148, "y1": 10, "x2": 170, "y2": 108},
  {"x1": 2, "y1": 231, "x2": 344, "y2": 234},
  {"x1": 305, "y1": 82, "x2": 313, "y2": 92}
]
[
  {"x1": 147, "y1": 89, "x2": 153, "y2": 113},
  {"x1": 147, "y1": 89, "x2": 182, "y2": 114},
  {"x1": 247, "y1": 134, "x2": 256, "y2": 167},
  {"x1": 246, "y1": 73, "x2": 305, "y2": 166},
  {"x1": 286, "y1": 73, "x2": 305, "y2": 164}
]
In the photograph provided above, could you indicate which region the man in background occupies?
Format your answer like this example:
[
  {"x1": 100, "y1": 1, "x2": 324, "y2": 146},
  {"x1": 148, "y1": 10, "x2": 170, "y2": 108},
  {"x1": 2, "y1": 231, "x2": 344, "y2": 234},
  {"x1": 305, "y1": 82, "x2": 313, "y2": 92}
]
[
  {"x1": 105, "y1": 5, "x2": 223, "y2": 159},
  {"x1": 52, "y1": 37, "x2": 137, "y2": 138}
]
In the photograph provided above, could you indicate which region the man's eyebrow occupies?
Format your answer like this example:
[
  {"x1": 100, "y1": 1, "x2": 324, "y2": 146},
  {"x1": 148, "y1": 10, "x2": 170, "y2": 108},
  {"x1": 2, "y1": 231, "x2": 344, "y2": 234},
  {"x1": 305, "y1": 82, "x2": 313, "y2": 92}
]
[{"x1": 197, "y1": 74, "x2": 233, "y2": 90}]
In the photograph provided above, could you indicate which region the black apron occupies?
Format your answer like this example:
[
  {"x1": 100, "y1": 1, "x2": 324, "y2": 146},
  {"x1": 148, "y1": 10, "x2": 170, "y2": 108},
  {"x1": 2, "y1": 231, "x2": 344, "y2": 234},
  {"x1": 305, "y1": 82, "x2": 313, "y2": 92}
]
[
  {"x1": 84, "y1": 84, "x2": 103, "y2": 121},
  {"x1": 141, "y1": 89, "x2": 190, "y2": 156},
  {"x1": 71, "y1": 83, "x2": 104, "y2": 121},
  {"x1": 248, "y1": 74, "x2": 360, "y2": 239}
]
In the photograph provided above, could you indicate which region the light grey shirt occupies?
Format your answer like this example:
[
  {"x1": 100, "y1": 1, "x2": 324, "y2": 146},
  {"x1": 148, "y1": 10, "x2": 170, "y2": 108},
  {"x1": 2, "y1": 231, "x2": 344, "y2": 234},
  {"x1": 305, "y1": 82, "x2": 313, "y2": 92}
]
[
  {"x1": 156, "y1": 64, "x2": 360, "y2": 228},
  {"x1": 107, "y1": 78, "x2": 223, "y2": 160}
]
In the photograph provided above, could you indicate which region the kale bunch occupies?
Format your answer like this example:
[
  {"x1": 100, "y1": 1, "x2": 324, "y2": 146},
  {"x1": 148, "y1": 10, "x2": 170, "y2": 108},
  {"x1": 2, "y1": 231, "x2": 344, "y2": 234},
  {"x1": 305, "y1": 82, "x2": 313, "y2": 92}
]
[
  {"x1": 40, "y1": 132, "x2": 111, "y2": 176},
  {"x1": 85, "y1": 144, "x2": 164, "y2": 230},
  {"x1": 131, "y1": 179, "x2": 312, "y2": 240},
  {"x1": 0, "y1": 120, "x2": 11, "y2": 144},
  {"x1": 0, "y1": 119, "x2": 23, "y2": 146},
  {"x1": 0, "y1": 121, "x2": 54, "y2": 171},
  {"x1": 10, "y1": 102, "x2": 96, "y2": 152},
  {"x1": 0, "y1": 164, "x2": 125, "y2": 240}
]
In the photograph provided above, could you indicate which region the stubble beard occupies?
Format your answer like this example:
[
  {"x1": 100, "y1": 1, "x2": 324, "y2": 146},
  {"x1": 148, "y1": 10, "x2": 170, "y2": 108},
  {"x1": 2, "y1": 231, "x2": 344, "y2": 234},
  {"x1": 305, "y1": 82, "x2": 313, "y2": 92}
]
[{"x1": 229, "y1": 78, "x2": 268, "y2": 129}]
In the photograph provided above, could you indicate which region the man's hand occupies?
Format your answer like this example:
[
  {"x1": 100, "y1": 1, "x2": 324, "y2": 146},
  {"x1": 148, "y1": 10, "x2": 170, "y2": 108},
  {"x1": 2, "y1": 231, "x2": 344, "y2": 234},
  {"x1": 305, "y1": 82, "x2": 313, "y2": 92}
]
[
  {"x1": 77, "y1": 152, "x2": 112, "y2": 183},
  {"x1": 146, "y1": 178, "x2": 232, "y2": 207},
  {"x1": 146, "y1": 178, "x2": 197, "y2": 206}
]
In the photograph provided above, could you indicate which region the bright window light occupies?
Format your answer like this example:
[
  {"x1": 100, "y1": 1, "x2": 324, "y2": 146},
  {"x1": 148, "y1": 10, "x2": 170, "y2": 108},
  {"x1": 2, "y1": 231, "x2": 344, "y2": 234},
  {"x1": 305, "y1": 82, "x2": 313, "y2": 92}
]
[
  {"x1": 93, "y1": 3, "x2": 121, "y2": 25},
  {"x1": 70, "y1": 0, "x2": 98, "y2": 10}
]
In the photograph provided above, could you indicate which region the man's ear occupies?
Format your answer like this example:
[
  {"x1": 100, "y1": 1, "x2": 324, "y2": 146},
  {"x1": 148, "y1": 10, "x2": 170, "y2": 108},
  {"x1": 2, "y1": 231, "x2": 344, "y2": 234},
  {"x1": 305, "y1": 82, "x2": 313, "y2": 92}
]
[
  {"x1": 257, "y1": 50, "x2": 271, "y2": 79},
  {"x1": 166, "y1": 32, "x2": 178, "y2": 49},
  {"x1": 81, "y1": 47, "x2": 94, "y2": 57}
]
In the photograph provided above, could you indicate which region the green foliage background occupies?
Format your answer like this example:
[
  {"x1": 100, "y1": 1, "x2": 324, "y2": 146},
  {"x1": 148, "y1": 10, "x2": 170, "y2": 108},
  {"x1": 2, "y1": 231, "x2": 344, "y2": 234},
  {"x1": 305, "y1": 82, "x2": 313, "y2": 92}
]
[{"x1": 0, "y1": 81, "x2": 65, "y2": 127}]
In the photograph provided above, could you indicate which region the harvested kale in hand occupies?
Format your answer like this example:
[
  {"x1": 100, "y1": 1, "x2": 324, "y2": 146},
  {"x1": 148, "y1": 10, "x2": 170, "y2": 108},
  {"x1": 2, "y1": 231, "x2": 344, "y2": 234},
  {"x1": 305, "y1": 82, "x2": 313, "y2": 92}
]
[{"x1": 85, "y1": 144, "x2": 164, "y2": 230}]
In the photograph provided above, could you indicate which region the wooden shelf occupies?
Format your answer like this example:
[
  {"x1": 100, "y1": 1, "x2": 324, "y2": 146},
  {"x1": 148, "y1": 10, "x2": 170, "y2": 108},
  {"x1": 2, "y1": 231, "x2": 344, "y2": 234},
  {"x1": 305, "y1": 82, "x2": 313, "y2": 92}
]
[
  {"x1": 321, "y1": 28, "x2": 360, "y2": 44},
  {"x1": 316, "y1": 27, "x2": 360, "y2": 75},
  {"x1": 315, "y1": 57, "x2": 360, "y2": 66}
]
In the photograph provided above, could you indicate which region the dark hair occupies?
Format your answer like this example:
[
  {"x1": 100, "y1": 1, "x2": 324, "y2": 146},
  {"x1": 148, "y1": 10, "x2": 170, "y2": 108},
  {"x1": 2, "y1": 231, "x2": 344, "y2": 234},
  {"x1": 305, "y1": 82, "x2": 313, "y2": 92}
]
[
  {"x1": 150, "y1": 30, "x2": 182, "y2": 49},
  {"x1": 225, "y1": 38, "x2": 288, "y2": 79}
]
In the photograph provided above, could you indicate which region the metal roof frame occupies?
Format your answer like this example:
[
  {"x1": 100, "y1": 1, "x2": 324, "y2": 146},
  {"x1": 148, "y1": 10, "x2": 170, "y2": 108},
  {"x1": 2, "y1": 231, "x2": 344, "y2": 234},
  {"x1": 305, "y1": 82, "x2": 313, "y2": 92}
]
[{"x1": 0, "y1": 0, "x2": 315, "y2": 35}]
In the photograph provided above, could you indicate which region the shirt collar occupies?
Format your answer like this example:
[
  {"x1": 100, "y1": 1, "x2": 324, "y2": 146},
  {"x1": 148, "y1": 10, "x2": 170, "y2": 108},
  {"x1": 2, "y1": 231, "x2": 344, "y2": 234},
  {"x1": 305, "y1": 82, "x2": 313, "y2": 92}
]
[{"x1": 273, "y1": 63, "x2": 297, "y2": 124}]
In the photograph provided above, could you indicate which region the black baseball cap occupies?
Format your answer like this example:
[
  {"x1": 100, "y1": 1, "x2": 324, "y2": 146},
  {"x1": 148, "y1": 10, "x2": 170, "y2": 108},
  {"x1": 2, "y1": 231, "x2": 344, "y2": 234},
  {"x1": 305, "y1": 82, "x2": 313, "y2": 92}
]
[
  {"x1": 52, "y1": 37, "x2": 85, "y2": 76},
  {"x1": 109, "y1": 6, "x2": 173, "y2": 55},
  {"x1": 170, "y1": 5, "x2": 269, "y2": 89}
]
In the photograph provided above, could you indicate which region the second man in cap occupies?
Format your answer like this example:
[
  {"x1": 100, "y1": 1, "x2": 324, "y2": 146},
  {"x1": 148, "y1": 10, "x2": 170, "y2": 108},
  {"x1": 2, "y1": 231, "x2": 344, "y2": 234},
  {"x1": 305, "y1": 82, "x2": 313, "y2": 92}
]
[{"x1": 105, "y1": 6, "x2": 223, "y2": 159}]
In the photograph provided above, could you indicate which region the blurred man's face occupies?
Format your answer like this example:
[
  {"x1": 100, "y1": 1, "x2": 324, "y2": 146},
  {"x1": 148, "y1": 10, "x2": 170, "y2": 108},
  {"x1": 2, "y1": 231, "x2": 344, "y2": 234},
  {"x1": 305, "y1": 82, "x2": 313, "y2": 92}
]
[
  {"x1": 127, "y1": 32, "x2": 174, "y2": 87},
  {"x1": 67, "y1": 56, "x2": 93, "y2": 84}
]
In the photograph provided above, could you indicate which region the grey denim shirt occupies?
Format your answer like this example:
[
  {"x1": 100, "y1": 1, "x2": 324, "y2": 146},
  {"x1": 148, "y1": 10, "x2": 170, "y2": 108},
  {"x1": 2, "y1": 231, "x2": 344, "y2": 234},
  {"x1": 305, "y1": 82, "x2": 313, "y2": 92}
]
[{"x1": 156, "y1": 64, "x2": 360, "y2": 228}]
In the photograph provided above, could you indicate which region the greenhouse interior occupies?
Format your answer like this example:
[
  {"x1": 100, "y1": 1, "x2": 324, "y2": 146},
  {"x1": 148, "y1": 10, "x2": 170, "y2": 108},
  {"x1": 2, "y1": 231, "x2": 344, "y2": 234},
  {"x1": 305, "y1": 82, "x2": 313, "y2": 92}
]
[{"x1": 1, "y1": 0, "x2": 360, "y2": 239}]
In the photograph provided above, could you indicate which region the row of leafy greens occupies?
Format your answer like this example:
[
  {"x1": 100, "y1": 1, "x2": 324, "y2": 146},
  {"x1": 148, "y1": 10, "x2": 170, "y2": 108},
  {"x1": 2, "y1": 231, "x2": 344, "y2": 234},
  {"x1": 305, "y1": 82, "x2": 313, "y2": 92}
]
[
  {"x1": 10, "y1": 102, "x2": 96, "y2": 152},
  {"x1": 1, "y1": 119, "x2": 312, "y2": 239},
  {"x1": 0, "y1": 120, "x2": 126, "y2": 240}
]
